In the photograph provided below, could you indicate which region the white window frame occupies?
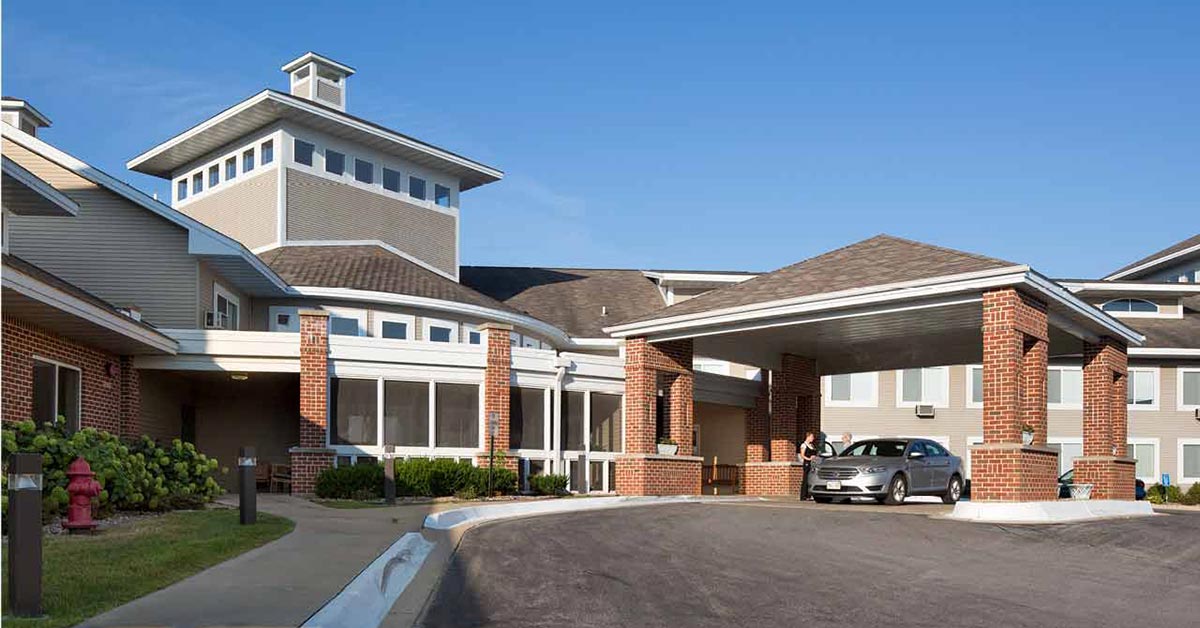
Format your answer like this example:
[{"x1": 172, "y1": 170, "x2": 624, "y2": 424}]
[
  {"x1": 1127, "y1": 367, "x2": 1160, "y2": 411},
  {"x1": 267, "y1": 305, "x2": 300, "y2": 332},
  {"x1": 1100, "y1": 298, "x2": 1162, "y2": 318},
  {"x1": 464, "y1": 324, "x2": 485, "y2": 345},
  {"x1": 325, "y1": 307, "x2": 367, "y2": 337},
  {"x1": 326, "y1": 376, "x2": 484, "y2": 459},
  {"x1": 965, "y1": 365, "x2": 983, "y2": 409},
  {"x1": 1046, "y1": 436, "x2": 1083, "y2": 478},
  {"x1": 31, "y1": 355, "x2": 82, "y2": 432},
  {"x1": 373, "y1": 312, "x2": 416, "y2": 340},
  {"x1": 1125, "y1": 437, "x2": 1160, "y2": 484},
  {"x1": 1176, "y1": 367, "x2": 1200, "y2": 411},
  {"x1": 1179, "y1": 438, "x2": 1200, "y2": 484},
  {"x1": 964, "y1": 435, "x2": 984, "y2": 479},
  {"x1": 212, "y1": 282, "x2": 240, "y2": 330},
  {"x1": 823, "y1": 372, "x2": 878, "y2": 408},
  {"x1": 1047, "y1": 366, "x2": 1083, "y2": 410},
  {"x1": 895, "y1": 367, "x2": 950, "y2": 408},
  {"x1": 423, "y1": 317, "x2": 459, "y2": 344}
]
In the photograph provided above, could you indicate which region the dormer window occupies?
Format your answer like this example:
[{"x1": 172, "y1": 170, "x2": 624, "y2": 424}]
[{"x1": 1101, "y1": 298, "x2": 1158, "y2": 314}]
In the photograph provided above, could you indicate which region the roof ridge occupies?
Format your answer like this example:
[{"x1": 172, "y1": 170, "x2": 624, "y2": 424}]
[{"x1": 872, "y1": 234, "x2": 1016, "y2": 267}]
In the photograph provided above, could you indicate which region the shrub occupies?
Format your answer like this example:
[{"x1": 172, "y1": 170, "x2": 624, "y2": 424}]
[
  {"x1": 1180, "y1": 482, "x2": 1200, "y2": 506},
  {"x1": 314, "y1": 463, "x2": 384, "y2": 500},
  {"x1": 1, "y1": 418, "x2": 222, "y2": 523},
  {"x1": 314, "y1": 458, "x2": 517, "y2": 500},
  {"x1": 1146, "y1": 483, "x2": 1183, "y2": 504},
  {"x1": 529, "y1": 474, "x2": 569, "y2": 496}
]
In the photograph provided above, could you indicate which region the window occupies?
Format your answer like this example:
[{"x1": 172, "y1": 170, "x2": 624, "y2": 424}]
[
  {"x1": 243, "y1": 148, "x2": 255, "y2": 173},
  {"x1": 897, "y1": 367, "x2": 948, "y2": 407},
  {"x1": 825, "y1": 372, "x2": 877, "y2": 407},
  {"x1": 1101, "y1": 299, "x2": 1159, "y2": 314},
  {"x1": 177, "y1": 179, "x2": 188, "y2": 201},
  {"x1": 590, "y1": 393, "x2": 623, "y2": 452},
  {"x1": 561, "y1": 391, "x2": 586, "y2": 450},
  {"x1": 467, "y1": 328, "x2": 483, "y2": 345},
  {"x1": 423, "y1": 318, "x2": 458, "y2": 343},
  {"x1": 354, "y1": 159, "x2": 374, "y2": 184},
  {"x1": 325, "y1": 149, "x2": 345, "y2": 176},
  {"x1": 694, "y1": 359, "x2": 730, "y2": 375},
  {"x1": 1045, "y1": 440, "x2": 1083, "y2": 476},
  {"x1": 32, "y1": 358, "x2": 80, "y2": 431},
  {"x1": 192, "y1": 172, "x2": 203, "y2": 194},
  {"x1": 967, "y1": 365, "x2": 984, "y2": 408},
  {"x1": 224, "y1": 157, "x2": 237, "y2": 181},
  {"x1": 329, "y1": 313, "x2": 365, "y2": 336},
  {"x1": 435, "y1": 383, "x2": 479, "y2": 447},
  {"x1": 409, "y1": 176, "x2": 426, "y2": 200},
  {"x1": 268, "y1": 306, "x2": 300, "y2": 332},
  {"x1": 208, "y1": 164, "x2": 219, "y2": 188},
  {"x1": 294, "y1": 139, "x2": 315, "y2": 166},
  {"x1": 1125, "y1": 440, "x2": 1157, "y2": 481},
  {"x1": 1047, "y1": 367, "x2": 1083, "y2": 408},
  {"x1": 330, "y1": 378, "x2": 377, "y2": 446},
  {"x1": 1181, "y1": 440, "x2": 1200, "y2": 482},
  {"x1": 1127, "y1": 368, "x2": 1158, "y2": 409},
  {"x1": 213, "y1": 283, "x2": 240, "y2": 330},
  {"x1": 261, "y1": 140, "x2": 274, "y2": 165},
  {"x1": 373, "y1": 313, "x2": 415, "y2": 340},
  {"x1": 509, "y1": 387, "x2": 546, "y2": 450},
  {"x1": 1178, "y1": 369, "x2": 1200, "y2": 409},
  {"x1": 383, "y1": 168, "x2": 402, "y2": 193},
  {"x1": 384, "y1": 381, "x2": 429, "y2": 447},
  {"x1": 435, "y1": 184, "x2": 451, "y2": 207}
]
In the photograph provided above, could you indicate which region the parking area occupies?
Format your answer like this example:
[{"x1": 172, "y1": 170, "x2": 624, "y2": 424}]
[{"x1": 421, "y1": 502, "x2": 1200, "y2": 627}]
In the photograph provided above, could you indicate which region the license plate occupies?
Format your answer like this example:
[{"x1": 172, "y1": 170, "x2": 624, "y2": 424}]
[{"x1": 826, "y1": 481, "x2": 842, "y2": 490}]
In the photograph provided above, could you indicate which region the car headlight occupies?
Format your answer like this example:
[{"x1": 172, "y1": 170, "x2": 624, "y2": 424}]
[{"x1": 861, "y1": 466, "x2": 888, "y2": 474}]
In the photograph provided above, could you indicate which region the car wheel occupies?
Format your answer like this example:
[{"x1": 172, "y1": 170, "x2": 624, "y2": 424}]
[
  {"x1": 942, "y1": 474, "x2": 963, "y2": 504},
  {"x1": 813, "y1": 496, "x2": 833, "y2": 504},
  {"x1": 883, "y1": 474, "x2": 908, "y2": 505}
]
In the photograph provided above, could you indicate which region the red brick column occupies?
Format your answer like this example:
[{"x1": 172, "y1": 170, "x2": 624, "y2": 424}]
[
  {"x1": 970, "y1": 288, "x2": 1059, "y2": 502},
  {"x1": 615, "y1": 338, "x2": 701, "y2": 495},
  {"x1": 743, "y1": 355, "x2": 815, "y2": 496},
  {"x1": 769, "y1": 367, "x2": 797, "y2": 461},
  {"x1": 1076, "y1": 338, "x2": 1135, "y2": 500},
  {"x1": 477, "y1": 323, "x2": 517, "y2": 470},
  {"x1": 744, "y1": 378, "x2": 770, "y2": 463},
  {"x1": 119, "y1": 356, "x2": 141, "y2": 437},
  {"x1": 290, "y1": 310, "x2": 334, "y2": 495}
]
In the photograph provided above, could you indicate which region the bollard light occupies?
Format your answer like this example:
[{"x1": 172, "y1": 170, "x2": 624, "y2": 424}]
[
  {"x1": 383, "y1": 445, "x2": 396, "y2": 505},
  {"x1": 238, "y1": 446, "x2": 257, "y2": 525},
  {"x1": 8, "y1": 453, "x2": 44, "y2": 617}
]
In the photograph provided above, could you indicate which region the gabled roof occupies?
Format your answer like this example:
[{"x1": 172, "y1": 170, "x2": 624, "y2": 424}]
[
  {"x1": 127, "y1": 89, "x2": 502, "y2": 190},
  {"x1": 461, "y1": 267, "x2": 668, "y2": 338},
  {"x1": 1105, "y1": 234, "x2": 1200, "y2": 281},
  {"x1": 614, "y1": 235, "x2": 1016, "y2": 326},
  {"x1": 1124, "y1": 296, "x2": 1200, "y2": 350},
  {"x1": 2, "y1": 155, "x2": 79, "y2": 216}
]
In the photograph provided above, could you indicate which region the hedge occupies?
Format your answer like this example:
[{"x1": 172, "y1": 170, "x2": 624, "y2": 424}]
[
  {"x1": 314, "y1": 457, "x2": 517, "y2": 499},
  {"x1": 1, "y1": 418, "x2": 223, "y2": 524},
  {"x1": 529, "y1": 473, "x2": 569, "y2": 496}
]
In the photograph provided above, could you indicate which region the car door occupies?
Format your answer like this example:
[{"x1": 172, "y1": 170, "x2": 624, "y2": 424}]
[
  {"x1": 906, "y1": 441, "x2": 931, "y2": 491},
  {"x1": 923, "y1": 441, "x2": 953, "y2": 490}
]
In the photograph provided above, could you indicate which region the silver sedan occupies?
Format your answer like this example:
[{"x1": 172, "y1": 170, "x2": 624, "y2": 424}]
[{"x1": 809, "y1": 438, "x2": 964, "y2": 505}]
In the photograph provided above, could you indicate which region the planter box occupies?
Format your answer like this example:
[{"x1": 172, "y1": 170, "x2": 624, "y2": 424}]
[{"x1": 656, "y1": 443, "x2": 679, "y2": 456}]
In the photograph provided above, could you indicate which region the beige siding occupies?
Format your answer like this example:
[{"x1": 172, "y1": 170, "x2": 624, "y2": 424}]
[
  {"x1": 286, "y1": 168, "x2": 457, "y2": 276},
  {"x1": 197, "y1": 261, "x2": 253, "y2": 330},
  {"x1": 178, "y1": 169, "x2": 278, "y2": 250},
  {"x1": 3, "y1": 141, "x2": 198, "y2": 328}
]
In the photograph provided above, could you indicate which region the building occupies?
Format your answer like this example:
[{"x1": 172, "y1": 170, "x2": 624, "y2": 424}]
[{"x1": 2, "y1": 54, "x2": 1194, "y2": 500}]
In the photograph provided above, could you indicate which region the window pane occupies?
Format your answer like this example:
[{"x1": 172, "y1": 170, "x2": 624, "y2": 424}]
[
  {"x1": 1059, "y1": 442, "x2": 1083, "y2": 476},
  {"x1": 409, "y1": 176, "x2": 426, "y2": 200},
  {"x1": 384, "y1": 381, "x2": 428, "y2": 446},
  {"x1": 850, "y1": 373, "x2": 874, "y2": 404},
  {"x1": 177, "y1": 179, "x2": 188, "y2": 200},
  {"x1": 435, "y1": 184, "x2": 451, "y2": 207},
  {"x1": 569, "y1": 458, "x2": 583, "y2": 492},
  {"x1": 1183, "y1": 444, "x2": 1200, "y2": 477},
  {"x1": 331, "y1": 378, "x2": 377, "y2": 446},
  {"x1": 589, "y1": 461, "x2": 604, "y2": 492},
  {"x1": 429, "y1": 326, "x2": 452, "y2": 343},
  {"x1": 923, "y1": 368, "x2": 945, "y2": 405},
  {"x1": 1102, "y1": 300, "x2": 1129, "y2": 312},
  {"x1": 1131, "y1": 371, "x2": 1155, "y2": 405},
  {"x1": 354, "y1": 159, "x2": 374, "y2": 184},
  {"x1": 509, "y1": 387, "x2": 545, "y2": 450},
  {"x1": 590, "y1": 393, "x2": 622, "y2": 452},
  {"x1": 330, "y1": 316, "x2": 359, "y2": 336},
  {"x1": 208, "y1": 165, "x2": 219, "y2": 187},
  {"x1": 1059, "y1": 369, "x2": 1082, "y2": 406},
  {"x1": 1126, "y1": 443, "x2": 1154, "y2": 478},
  {"x1": 294, "y1": 139, "x2": 315, "y2": 166},
  {"x1": 830, "y1": 375, "x2": 851, "y2": 401},
  {"x1": 561, "y1": 391, "x2": 585, "y2": 450},
  {"x1": 468, "y1": 331, "x2": 482, "y2": 345},
  {"x1": 225, "y1": 157, "x2": 237, "y2": 180},
  {"x1": 380, "y1": 321, "x2": 408, "y2": 340},
  {"x1": 1128, "y1": 299, "x2": 1157, "y2": 313},
  {"x1": 1182, "y1": 371, "x2": 1200, "y2": 406},
  {"x1": 243, "y1": 149, "x2": 255, "y2": 172},
  {"x1": 192, "y1": 173, "x2": 203, "y2": 193},
  {"x1": 971, "y1": 367, "x2": 983, "y2": 404},
  {"x1": 32, "y1": 360, "x2": 57, "y2": 426},
  {"x1": 325, "y1": 150, "x2": 345, "y2": 175},
  {"x1": 902, "y1": 369, "x2": 922, "y2": 403},
  {"x1": 435, "y1": 383, "x2": 479, "y2": 448},
  {"x1": 261, "y1": 140, "x2": 274, "y2": 164},
  {"x1": 1047, "y1": 369, "x2": 1062, "y2": 404},
  {"x1": 383, "y1": 168, "x2": 401, "y2": 192}
]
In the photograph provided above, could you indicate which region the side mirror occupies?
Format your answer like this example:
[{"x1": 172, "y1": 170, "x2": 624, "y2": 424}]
[{"x1": 908, "y1": 451, "x2": 925, "y2": 459}]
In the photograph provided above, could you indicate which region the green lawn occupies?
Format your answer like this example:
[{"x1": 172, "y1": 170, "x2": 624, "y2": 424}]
[
  {"x1": 1, "y1": 509, "x2": 293, "y2": 628},
  {"x1": 310, "y1": 498, "x2": 391, "y2": 509}
]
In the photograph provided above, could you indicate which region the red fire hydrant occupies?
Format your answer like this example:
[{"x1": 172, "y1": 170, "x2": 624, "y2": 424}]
[{"x1": 64, "y1": 457, "x2": 101, "y2": 533}]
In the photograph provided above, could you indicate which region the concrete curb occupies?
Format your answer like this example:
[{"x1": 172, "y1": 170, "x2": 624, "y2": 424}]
[
  {"x1": 422, "y1": 495, "x2": 758, "y2": 530},
  {"x1": 301, "y1": 532, "x2": 435, "y2": 628},
  {"x1": 944, "y1": 499, "x2": 1156, "y2": 524}
]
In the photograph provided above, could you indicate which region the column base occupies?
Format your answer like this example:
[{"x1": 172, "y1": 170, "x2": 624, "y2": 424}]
[
  {"x1": 1074, "y1": 456, "x2": 1137, "y2": 501},
  {"x1": 741, "y1": 462, "x2": 805, "y2": 496},
  {"x1": 614, "y1": 454, "x2": 702, "y2": 496},
  {"x1": 475, "y1": 451, "x2": 519, "y2": 471},
  {"x1": 289, "y1": 447, "x2": 335, "y2": 496},
  {"x1": 969, "y1": 443, "x2": 1059, "y2": 502}
]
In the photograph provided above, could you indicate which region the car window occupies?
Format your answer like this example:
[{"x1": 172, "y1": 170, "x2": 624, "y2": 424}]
[
  {"x1": 908, "y1": 441, "x2": 928, "y2": 456},
  {"x1": 924, "y1": 441, "x2": 949, "y2": 457},
  {"x1": 841, "y1": 440, "x2": 907, "y2": 457}
]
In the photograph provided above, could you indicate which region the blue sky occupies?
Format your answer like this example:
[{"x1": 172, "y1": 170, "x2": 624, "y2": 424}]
[{"x1": 4, "y1": 1, "x2": 1196, "y2": 277}]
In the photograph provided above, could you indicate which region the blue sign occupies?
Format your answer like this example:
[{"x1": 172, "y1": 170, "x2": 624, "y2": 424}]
[{"x1": 1161, "y1": 473, "x2": 1171, "y2": 487}]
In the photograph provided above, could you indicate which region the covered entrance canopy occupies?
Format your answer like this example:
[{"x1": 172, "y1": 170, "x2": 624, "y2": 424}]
[{"x1": 605, "y1": 236, "x2": 1144, "y2": 502}]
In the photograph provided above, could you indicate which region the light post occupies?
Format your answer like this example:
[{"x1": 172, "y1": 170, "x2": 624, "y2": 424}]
[
  {"x1": 8, "y1": 452, "x2": 44, "y2": 617},
  {"x1": 384, "y1": 445, "x2": 396, "y2": 505},
  {"x1": 488, "y1": 411, "x2": 498, "y2": 497},
  {"x1": 238, "y1": 446, "x2": 257, "y2": 525}
]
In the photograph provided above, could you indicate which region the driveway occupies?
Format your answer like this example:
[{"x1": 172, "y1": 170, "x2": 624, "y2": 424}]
[{"x1": 421, "y1": 502, "x2": 1200, "y2": 627}]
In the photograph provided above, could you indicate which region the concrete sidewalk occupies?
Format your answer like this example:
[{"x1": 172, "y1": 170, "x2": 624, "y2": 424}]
[{"x1": 79, "y1": 495, "x2": 446, "y2": 628}]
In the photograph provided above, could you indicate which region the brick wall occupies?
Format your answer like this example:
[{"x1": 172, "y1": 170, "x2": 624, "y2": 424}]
[
  {"x1": 969, "y1": 445, "x2": 1059, "y2": 501},
  {"x1": 1077, "y1": 337, "x2": 1134, "y2": 500},
  {"x1": 2, "y1": 316, "x2": 126, "y2": 434},
  {"x1": 291, "y1": 310, "x2": 333, "y2": 494},
  {"x1": 477, "y1": 323, "x2": 513, "y2": 468},
  {"x1": 119, "y1": 355, "x2": 141, "y2": 436},
  {"x1": 744, "y1": 378, "x2": 769, "y2": 463},
  {"x1": 614, "y1": 454, "x2": 701, "y2": 496},
  {"x1": 769, "y1": 354, "x2": 819, "y2": 461},
  {"x1": 623, "y1": 337, "x2": 693, "y2": 455},
  {"x1": 981, "y1": 288, "x2": 1049, "y2": 445},
  {"x1": 742, "y1": 462, "x2": 804, "y2": 496}
]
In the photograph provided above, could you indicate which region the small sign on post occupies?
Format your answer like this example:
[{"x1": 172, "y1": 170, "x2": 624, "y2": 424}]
[
  {"x1": 384, "y1": 445, "x2": 396, "y2": 505},
  {"x1": 487, "y1": 411, "x2": 498, "y2": 497}
]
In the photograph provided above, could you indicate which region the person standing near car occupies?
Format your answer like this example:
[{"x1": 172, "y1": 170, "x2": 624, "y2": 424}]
[
  {"x1": 799, "y1": 432, "x2": 817, "y2": 500},
  {"x1": 840, "y1": 432, "x2": 854, "y2": 454}
]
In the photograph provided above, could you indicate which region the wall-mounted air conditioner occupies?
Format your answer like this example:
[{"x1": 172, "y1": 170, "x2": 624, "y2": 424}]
[
  {"x1": 204, "y1": 311, "x2": 229, "y2": 330},
  {"x1": 915, "y1": 404, "x2": 935, "y2": 419}
]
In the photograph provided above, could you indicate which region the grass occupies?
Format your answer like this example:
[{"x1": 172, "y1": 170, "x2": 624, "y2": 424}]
[
  {"x1": 310, "y1": 498, "x2": 391, "y2": 509},
  {"x1": 1, "y1": 509, "x2": 293, "y2": 628}
]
